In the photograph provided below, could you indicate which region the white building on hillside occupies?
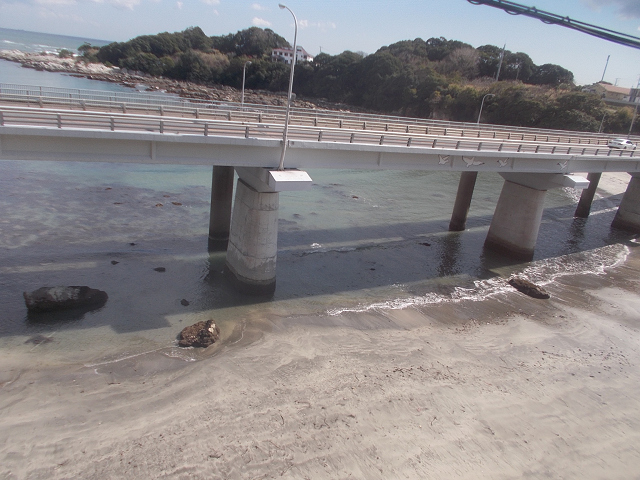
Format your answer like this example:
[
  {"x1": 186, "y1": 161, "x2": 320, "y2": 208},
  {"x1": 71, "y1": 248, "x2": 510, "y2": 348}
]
[
  {"x1": 271, "y1": 46, "x2": 314, "y2": 65},
  {"x1": 583, "y1": 82, "x2": 640, "y2": 105}
]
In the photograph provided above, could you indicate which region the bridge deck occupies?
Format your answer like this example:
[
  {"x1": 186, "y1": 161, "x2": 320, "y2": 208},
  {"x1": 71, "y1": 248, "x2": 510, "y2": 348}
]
[{"x1": 1, "y1": 85, "x2": 639, "y2": 174}]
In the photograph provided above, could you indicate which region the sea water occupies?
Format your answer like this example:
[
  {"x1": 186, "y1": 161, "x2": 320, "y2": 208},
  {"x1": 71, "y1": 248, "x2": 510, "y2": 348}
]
[{"x1": 0, "y1": 29, "x2": 636, "y2": 369}]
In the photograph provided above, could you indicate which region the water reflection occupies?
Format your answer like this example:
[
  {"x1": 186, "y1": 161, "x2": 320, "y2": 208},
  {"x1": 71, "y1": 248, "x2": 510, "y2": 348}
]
[{"x1": 437, "y1": 233, "x2": 462, "y2": 278}]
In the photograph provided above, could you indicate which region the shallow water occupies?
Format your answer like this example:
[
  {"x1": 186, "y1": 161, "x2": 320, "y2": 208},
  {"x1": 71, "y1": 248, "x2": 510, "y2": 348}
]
[{"x1": 0, "y1": 158, "x2": 635, "y2": 369}]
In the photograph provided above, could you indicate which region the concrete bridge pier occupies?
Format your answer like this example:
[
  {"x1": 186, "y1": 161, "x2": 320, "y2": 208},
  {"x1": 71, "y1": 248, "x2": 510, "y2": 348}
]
[
  {"x1": 484, "y1": 173, "x2": 589, "y2": 261},
  {"x1": 208, "y1": 166, "x2": 235, "y2": 251},
  {"x1": 611, "y1": 173, "x2": 640, "y2": 232},
  {"x1": 225, "y1": 167, "x2": 312, "y2": 295},
  {"x1": 574, "y1": 172, "x2": 602, "y2": 218},
  {"x1": 449, "y1": 172, "x2": 478, "y2": 231}
]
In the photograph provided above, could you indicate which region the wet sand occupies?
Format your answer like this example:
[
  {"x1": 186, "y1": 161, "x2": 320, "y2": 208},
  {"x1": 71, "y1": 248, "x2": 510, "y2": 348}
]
[{"x1": 2, "y1": 173, "x2": 640, "y2": 479}]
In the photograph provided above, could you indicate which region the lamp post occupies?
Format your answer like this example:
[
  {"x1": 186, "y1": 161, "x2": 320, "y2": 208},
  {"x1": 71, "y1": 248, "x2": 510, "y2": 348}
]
[
  {"x1": 278, "y1": 3, "x2": 298, "y2": 171},
  {"x1": 477, "y1": 93, "x2": 495, "y2": 124},
  {"x1": 598, "y1": 113, "x2": 606, "y2": 133},
  {"x1": 241, "y1": 60, "x2": 251, "y2": 108}
]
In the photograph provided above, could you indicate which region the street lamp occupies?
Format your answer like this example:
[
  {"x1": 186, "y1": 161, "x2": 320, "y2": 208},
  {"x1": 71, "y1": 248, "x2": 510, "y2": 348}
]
[
  {"x1": 241, "y1": 60, "x2": 251, "y2": 108},
  {"x1": 278, "y1": 3, "x2": 298, "y2": 171},
  {"x1": 598, "y1": 112, "x2": 606, "y2": 133},
  {"x1": 477, "y1": 93, "x2": 495, "y2": 124}
]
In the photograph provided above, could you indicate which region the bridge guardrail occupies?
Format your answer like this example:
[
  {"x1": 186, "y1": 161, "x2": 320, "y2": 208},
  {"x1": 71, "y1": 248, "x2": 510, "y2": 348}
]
[
  {"x1": 2, "y1": 105, "x2": 637, "y2": 160},
  {"x1": 2, "y1": 83, "x2": 636, "y2": 147}
]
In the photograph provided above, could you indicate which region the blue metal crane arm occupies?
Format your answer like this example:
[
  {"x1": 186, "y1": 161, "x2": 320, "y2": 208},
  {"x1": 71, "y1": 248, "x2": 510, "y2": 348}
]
[{"x1": 467, "y1": 0, "x2": 640, "y2": 49}]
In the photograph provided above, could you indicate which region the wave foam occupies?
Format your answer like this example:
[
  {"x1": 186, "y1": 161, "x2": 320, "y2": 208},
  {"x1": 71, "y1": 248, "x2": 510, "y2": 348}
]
[{"x1": 327, "y1": 244, "x2": 629, "y2": 316}]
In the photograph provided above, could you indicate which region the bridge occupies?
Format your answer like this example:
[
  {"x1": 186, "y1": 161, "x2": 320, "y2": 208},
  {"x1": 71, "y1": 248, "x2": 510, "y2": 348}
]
[{"x1": 2, "y1": 84, "x2": 640, "y2": 294}]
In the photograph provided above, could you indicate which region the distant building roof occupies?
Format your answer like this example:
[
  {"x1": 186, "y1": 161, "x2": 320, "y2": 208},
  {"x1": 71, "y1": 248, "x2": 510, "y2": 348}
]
[{"x1": 597, "y1": 83, "x2": 631, "y2": 95}]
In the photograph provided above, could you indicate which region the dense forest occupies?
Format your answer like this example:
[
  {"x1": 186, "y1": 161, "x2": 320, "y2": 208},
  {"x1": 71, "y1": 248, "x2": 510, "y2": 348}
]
[{"x1": 79, "y1": 26, "x2": 638, "y2": 135}]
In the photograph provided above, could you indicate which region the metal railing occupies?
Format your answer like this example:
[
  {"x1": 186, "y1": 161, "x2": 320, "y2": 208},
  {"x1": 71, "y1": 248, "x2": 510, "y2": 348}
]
[
  {"x1": 2, "y1": 105, "x2": 638, "y2": 159},
  {"x1": 1, "y1": 83, "x2": 637, "y2": 148}
]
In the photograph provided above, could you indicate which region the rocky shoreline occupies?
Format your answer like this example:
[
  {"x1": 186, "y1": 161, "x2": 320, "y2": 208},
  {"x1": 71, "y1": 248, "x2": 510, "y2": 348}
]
[{"x1": 0, "y1": 49, "x2": 354, "y2": 111}]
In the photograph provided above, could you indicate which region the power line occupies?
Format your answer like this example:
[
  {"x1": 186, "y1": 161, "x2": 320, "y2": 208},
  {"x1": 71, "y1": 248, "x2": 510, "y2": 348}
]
[{"x1": 467, "y1": 0, "x2": 640, "y2": 50}]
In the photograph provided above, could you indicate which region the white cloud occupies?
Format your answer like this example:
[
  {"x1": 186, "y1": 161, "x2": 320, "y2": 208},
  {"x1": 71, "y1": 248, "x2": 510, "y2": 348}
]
[
  {"x1": 251, "y1": 3, "x2": 267, "y2": 10},
  {"x1": 176, "y1": 1, "x2": 182, "y2": 8},
  {"x1": 34, "y1": 0, "x2": 77, "y2": 5},
  {"x1": 252, "y1": 17, "x2": 271, "y2": 27},
  {"x1": 297, "y1": 19, "x2": 337, "y2": 32},
  {"x1": 582, "y1": 0, "x2": 640, "y2": 18},
  {"x1": 90, "y1": 0, "x2": 142, "y2": 10}
]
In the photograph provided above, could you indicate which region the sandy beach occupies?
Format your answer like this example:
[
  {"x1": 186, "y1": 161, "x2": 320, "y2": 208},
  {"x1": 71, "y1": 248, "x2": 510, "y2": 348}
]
[{"x1": 1, "y1": 173, "x2": 640, "y2": 479}]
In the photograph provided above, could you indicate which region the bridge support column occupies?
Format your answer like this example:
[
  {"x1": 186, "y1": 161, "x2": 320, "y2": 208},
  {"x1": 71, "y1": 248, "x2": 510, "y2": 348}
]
[
  {"x1": 449, "y1": 171, "x2": 478, "y2": 231},
  {"x1": 225, "y1": 178, "x2": 279, "y2": 295},
  {"x1": 225, "y1": 167, "x2": 312, "y2": 295},
  {"x1": 612, "y1": 173, "x2": 640, "y2": 232},
  {"x1": 484, "y1": 173, "x2": 589, "y2": 261},
  {"x1": 208, "y1": 166, "x2": 235, "y2": 251},
  {"x1": 574, "y1": 172, "x2": 602, "y2": 218}
]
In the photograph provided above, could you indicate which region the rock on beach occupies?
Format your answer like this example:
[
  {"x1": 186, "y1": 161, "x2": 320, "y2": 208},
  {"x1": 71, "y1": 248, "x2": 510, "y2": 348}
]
[
  {"x1": 23, "y1": 286, "x2": 108, "y2": 312},
  {"x1": 508, "y1": 277, "x2": 550, "y2": 299},
  {"x1": 178, "y1": 320, "x2": 220, "y2": 348}
]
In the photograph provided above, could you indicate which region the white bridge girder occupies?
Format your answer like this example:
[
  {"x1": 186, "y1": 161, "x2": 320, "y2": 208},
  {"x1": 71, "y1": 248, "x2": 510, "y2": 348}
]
[{"x1": 1, "y1": 127, "x2": 640, "y2": 174}]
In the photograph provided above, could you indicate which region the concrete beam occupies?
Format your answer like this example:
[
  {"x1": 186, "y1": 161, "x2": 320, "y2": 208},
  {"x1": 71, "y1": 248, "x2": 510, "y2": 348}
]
[
  {"x1": 499, "y1": 173, "x2": 589, "y2": 191},
  {"x1": 234, "y1": 167, "x2": 312, "y2": 193}
]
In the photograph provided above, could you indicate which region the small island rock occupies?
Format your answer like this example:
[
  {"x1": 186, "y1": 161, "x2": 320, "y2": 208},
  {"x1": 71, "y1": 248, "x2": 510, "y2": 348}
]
[
  {"x1": 23, "y1": 286, "x2": 108, "y2": 312},
  {"x1": 508, "y1": 277, "x2": 550, "y2": 299},
  {"x1": 178, "y1": 320, "x2": 220, "y2": 348}
]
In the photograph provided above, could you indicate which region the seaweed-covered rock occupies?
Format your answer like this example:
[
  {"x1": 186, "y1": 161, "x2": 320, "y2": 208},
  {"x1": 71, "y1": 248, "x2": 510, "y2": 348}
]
[
  {"x1": 508, "y1": 277, "x2": 550, "y2": 299},
  {"x1": 178, "y1": 320, "x2": 220, "y2": 348},
  {"x1": 23, "y1": 286, "x2": 108, "y2": 312}
]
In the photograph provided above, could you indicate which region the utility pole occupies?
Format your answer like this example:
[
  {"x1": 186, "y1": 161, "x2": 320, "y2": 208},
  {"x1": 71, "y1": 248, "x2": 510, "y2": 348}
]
[
  {"x1": 495, "y1": 44, "x2": 506, "y2": 81},
  {"x1": 601, "y1": 55, "x2": 610, "y2": 82}
]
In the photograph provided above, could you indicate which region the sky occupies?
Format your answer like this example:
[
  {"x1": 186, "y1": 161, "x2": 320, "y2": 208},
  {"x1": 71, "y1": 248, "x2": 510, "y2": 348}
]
[{"x1": 0, "y1": 0, "x2": 639, "y2": 86}]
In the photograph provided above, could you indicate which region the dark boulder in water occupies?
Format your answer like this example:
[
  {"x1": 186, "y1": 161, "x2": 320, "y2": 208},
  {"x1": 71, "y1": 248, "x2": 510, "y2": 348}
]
[
  {"x1": 178, "y1": 320, "x2": 220, "y2": 348},
  {"x1": 23, "y1": 286, "x2": 108, "y2": 312},
  {"x1": 508, "y1": 277, "x2": 550, "y2": 299}
]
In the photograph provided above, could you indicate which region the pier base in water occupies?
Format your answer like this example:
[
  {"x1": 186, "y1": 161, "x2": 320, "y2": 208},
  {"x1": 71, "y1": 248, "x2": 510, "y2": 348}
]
[
  {"x1": 484, "y1": 176, "x2": 547, "y2": 261},
  {"x1": 612, "y1": 174, "x2": 640, "y2": 233},
  {"x1": 574, "y1": 172, "x2": 602, "y2": 219},
  {"x1": 484, "y1": 173, "x2": 589, "y2": 261},
  {"x1": 225, "y1": 178, "x2": 279, "y2": 296},
  {"x1": 449, "y1": 171, "x2": 478, "y2": 231},
  {"x1": 208, "y1": 166, "x2": 235, "y2": 251}
]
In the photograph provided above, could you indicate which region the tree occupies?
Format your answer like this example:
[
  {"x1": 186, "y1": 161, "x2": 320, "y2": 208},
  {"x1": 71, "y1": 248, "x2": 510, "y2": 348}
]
[
  {"x1": 78, "y1": 43, "x2": 100, "y2": 63},
  {"x1": 211, "y1": 27, "x2": 289, "y2": 57},
  {"x1": 424, "y1": 37, "x2": 472, "y2": 61},
  {"x1": 120, "y1": 52, "x2": 171, "y2": 76},
  {"x1": 477, "y1": 45, "x2": 503, "y2": 79},
  {"x1": 299, "y1": 51, "x2": 363, "y2": 102},
  {"x1": 171, "y1": 50, "x2": 212, "y2": 83},
  {"x1": 529, "y1": 64, "x2": 574, "y2": 87},
  {"x1": 414, "y1": 67, "x2": 448, "y2": 118},
  {"x1": 502, "y1": 52, "x2": 535, "y2": 82},
  {"x1": 437, "y1": 47, "x2": 479, "y2": 80},
  {"x1": 484, "y1": 84, "x2": 546, "y2": 126}
]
